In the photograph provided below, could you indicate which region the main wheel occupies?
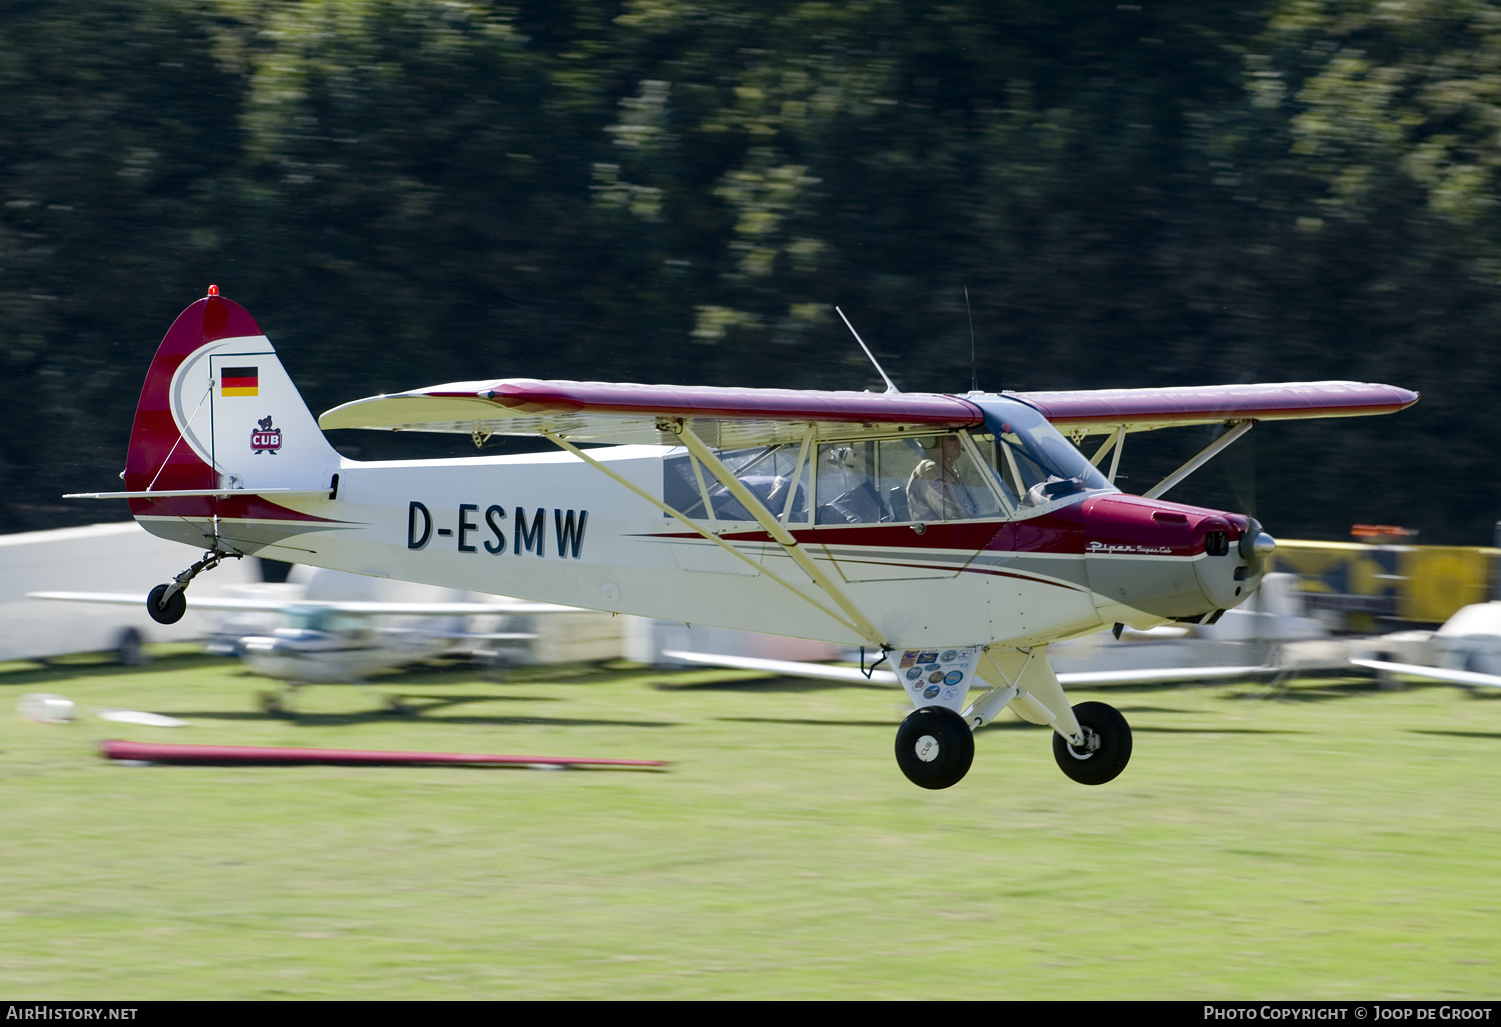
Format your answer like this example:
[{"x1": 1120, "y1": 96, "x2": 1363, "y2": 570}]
[
  {"x1": 146, "y1": 583, "x2": 186, "y2": 625},
  {"x1": 894, "y1": 705, "x2": 975, "y2": 789},
  {"x1": 1052, "y1": 700, "x2": 1132, "y2": 785}
]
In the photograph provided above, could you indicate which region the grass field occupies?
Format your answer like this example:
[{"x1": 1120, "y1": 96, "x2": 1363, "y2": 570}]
[{"x1": 1, "y1": 648, "x2": 1498, "y2": 1000}]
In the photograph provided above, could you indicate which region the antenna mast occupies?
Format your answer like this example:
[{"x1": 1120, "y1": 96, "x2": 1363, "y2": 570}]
[
  {"x1": 835, "y1": 306, "x2": 900, "y2": 394},
  {"x1": 965, "y1": 287, "x2": 978, "y2": 393}
]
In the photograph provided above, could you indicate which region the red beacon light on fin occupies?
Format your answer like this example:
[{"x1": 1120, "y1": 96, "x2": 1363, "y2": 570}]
[{"x1": 206, "y1": 284, "x2": 219, "y2": 297}]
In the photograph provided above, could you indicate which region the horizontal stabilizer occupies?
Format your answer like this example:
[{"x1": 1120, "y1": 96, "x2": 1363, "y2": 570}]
[{"x1": 64, "y1": 488, "x2": 330, "y2": 500}]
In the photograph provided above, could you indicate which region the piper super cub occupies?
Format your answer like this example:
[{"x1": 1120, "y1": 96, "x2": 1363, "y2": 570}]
[{"x1": 71, "y1": 288, "x2": 1418, "y2": 788}]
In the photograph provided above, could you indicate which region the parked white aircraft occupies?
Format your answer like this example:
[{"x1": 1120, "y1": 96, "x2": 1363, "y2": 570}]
[
  {"x1": 0, "y1": 521, "x2": 261, "y2": 664},
  {"x1": 1352, "y1": 601, "x2": 1501, "y2": 689},
  {"x1": 65, "y1": 287, "x2": 1417, "y2": 786},
  {"x1": 32, "y1": 578, "x2": 576, "y2": 713}
]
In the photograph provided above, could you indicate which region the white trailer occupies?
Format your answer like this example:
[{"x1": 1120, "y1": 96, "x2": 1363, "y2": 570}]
[{"x1": 0, "y1": 521, "x2": 261, "y2": 662}]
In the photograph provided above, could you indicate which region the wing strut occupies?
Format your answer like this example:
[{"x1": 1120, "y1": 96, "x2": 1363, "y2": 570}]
[
  {"x1": 1143, "y1": 420, "x2": 1255, "y2": 500},
  {"x1": 1088, "y1": 427, "x2": 1126, "y2": 484},
  {"x1": 672, "y1": 422, "x2": 890, "y2": 649},
  {"x1": 539, "y1": 430, "x2": 885, "y2": 647}
]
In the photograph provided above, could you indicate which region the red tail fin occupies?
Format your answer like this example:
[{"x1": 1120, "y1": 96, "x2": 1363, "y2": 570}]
[
  {"x1": 123, "y1": 289, "x2": 341, "y2": 533},
  {"x1": 124, "y1": 291, "x2": 269, "y2": 499}
]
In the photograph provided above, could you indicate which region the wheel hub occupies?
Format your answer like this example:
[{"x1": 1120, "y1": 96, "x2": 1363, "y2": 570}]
[
  {"x1": 894, "y1": 705, "x2": 975, "y2": 789},
  {"x1": 1063, "y1": 727, "x2": 1101, "y2": 760}
]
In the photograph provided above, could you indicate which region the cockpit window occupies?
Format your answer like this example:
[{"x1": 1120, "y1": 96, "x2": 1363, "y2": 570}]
[
  {"x1": 284, "y1": 608, "x2": 371, "y2": 636},
  {"x1": 663, "y1": 444, "x2": 811, "y2": 524},
  {"x1": 661, "y1": 397, "x2": 1112, "y2": 526},
  {"x1": 812, "y1": 436, "x2": 1009, "y2": 524}
]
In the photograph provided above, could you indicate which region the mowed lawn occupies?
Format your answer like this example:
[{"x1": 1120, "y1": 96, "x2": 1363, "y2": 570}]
[{"x1": 0, "y1": 650, "x2": 1497, "y2": 1000}]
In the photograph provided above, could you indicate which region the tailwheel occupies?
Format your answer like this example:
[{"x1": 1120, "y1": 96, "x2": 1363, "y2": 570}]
[
  {"x1": 1053, "y1": 701, "x2": 1132, "y2": 785},
  {"x1": 147, "y1": 549, "x2": 235, "y2": 626},
  {"x1": 894, "y1": 706, "x2": 974, "y2": 790},
  {"x1": 258, "y1": 691, "x2": 290, "y2": 717},
  {"x1": 146, "y1": 583, "x2": 187, "y2": 625}
]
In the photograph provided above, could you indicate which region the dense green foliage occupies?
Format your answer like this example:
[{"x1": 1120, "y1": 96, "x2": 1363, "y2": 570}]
[{"x1": 2, "y1": 1, "x2": 1497, "y2": 541}]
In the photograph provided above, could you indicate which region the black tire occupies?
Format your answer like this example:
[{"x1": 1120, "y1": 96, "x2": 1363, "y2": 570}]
[
  {"x1": 1053, "y1": 700, "x2": 1132, "y2": 785},
  {"x1": 146, "y1": 583, "x2": 186, "y2": 625},
  {"x1": 894, "y1": 705, "x2": 975, "y2": 790}
]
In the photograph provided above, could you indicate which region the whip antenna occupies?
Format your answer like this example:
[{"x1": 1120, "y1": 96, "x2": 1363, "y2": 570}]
[
  {"x1": 966, "y1": 287, "x2": 978, "y2": 393},
  {"x1": 835, "y1": 306, "x2": 900, "y2": 394}
]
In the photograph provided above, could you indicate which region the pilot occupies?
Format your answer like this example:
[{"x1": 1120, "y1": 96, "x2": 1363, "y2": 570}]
[{"x1": 906, "y1": 435, "x2": 995, "y2": 521}]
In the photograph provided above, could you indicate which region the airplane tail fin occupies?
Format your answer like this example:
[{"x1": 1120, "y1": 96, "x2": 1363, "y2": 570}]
[{"x1": 121, "y1": 287, "x2": 342, "y2": 545}]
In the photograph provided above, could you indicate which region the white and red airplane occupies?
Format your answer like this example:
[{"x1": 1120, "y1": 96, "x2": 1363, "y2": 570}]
[{"x1": 69, "y1": 287, "x2": 1418, "y2": 788}]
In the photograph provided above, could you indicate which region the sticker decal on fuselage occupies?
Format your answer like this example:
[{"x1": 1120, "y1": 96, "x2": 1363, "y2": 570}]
[{"x1": 898, "y1": 646, "x2": 980, "y2": 706}]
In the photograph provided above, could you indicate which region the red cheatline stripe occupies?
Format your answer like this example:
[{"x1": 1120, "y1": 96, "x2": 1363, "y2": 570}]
[{"x1": 99, "y1": 739, "x2": 669, "y2": 768}]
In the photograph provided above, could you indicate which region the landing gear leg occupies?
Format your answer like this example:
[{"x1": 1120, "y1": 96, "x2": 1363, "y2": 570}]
[
  {"x1": 894, "y1": 706, "x2": 975, "y2": 789},
  {"x1": 147, "y1": 548, "x2": 235, "y2": 625},
  {"x1": 1052, "y1": 701, "x2": 1132, "y2": 785}
]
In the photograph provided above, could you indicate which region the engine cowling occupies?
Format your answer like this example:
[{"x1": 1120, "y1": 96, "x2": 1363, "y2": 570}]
[{"x1": 1081, "y1": 494, "x2": 1273, "y2": 623}]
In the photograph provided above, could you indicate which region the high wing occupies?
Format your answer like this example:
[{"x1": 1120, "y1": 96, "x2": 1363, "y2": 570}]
[
  {"x1": 29, "y1": 591, "x2": 578, "y2": 616},
  {"x1": 663, "y1": 651, "x2": 1275, "y2": 688},
  {"x1": 318, "y1": 378, "x2": 1417, "y2": 447},
  {"x1": 1018, "y1": 382, "x2": 1417, "y2": 437},
  {"x1": 320, "y1": 379, "x2": 982, "y2": 447},
  {"x1": 1351, "y1": 658, "x2": 1501, "y2": 690}
]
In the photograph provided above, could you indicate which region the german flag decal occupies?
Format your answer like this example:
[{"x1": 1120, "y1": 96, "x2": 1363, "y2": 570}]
[{"x1": 221, "y1": 367, "x2": 259, "y2": 397}]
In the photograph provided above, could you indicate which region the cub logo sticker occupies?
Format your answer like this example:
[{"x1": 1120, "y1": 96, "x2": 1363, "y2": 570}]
[{"x1": 251, "y1": 415, "x2": 282, "y2": 455}]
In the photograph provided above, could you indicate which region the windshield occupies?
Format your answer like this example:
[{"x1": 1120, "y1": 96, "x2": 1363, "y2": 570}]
[{"x1": 969, "y1": 395, "x2": 1116, "y2": 508}]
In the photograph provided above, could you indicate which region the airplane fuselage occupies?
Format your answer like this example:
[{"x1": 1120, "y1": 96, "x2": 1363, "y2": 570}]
[{"x1": 134, "y1": 444, "x2": 1260, "y2": 652}]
